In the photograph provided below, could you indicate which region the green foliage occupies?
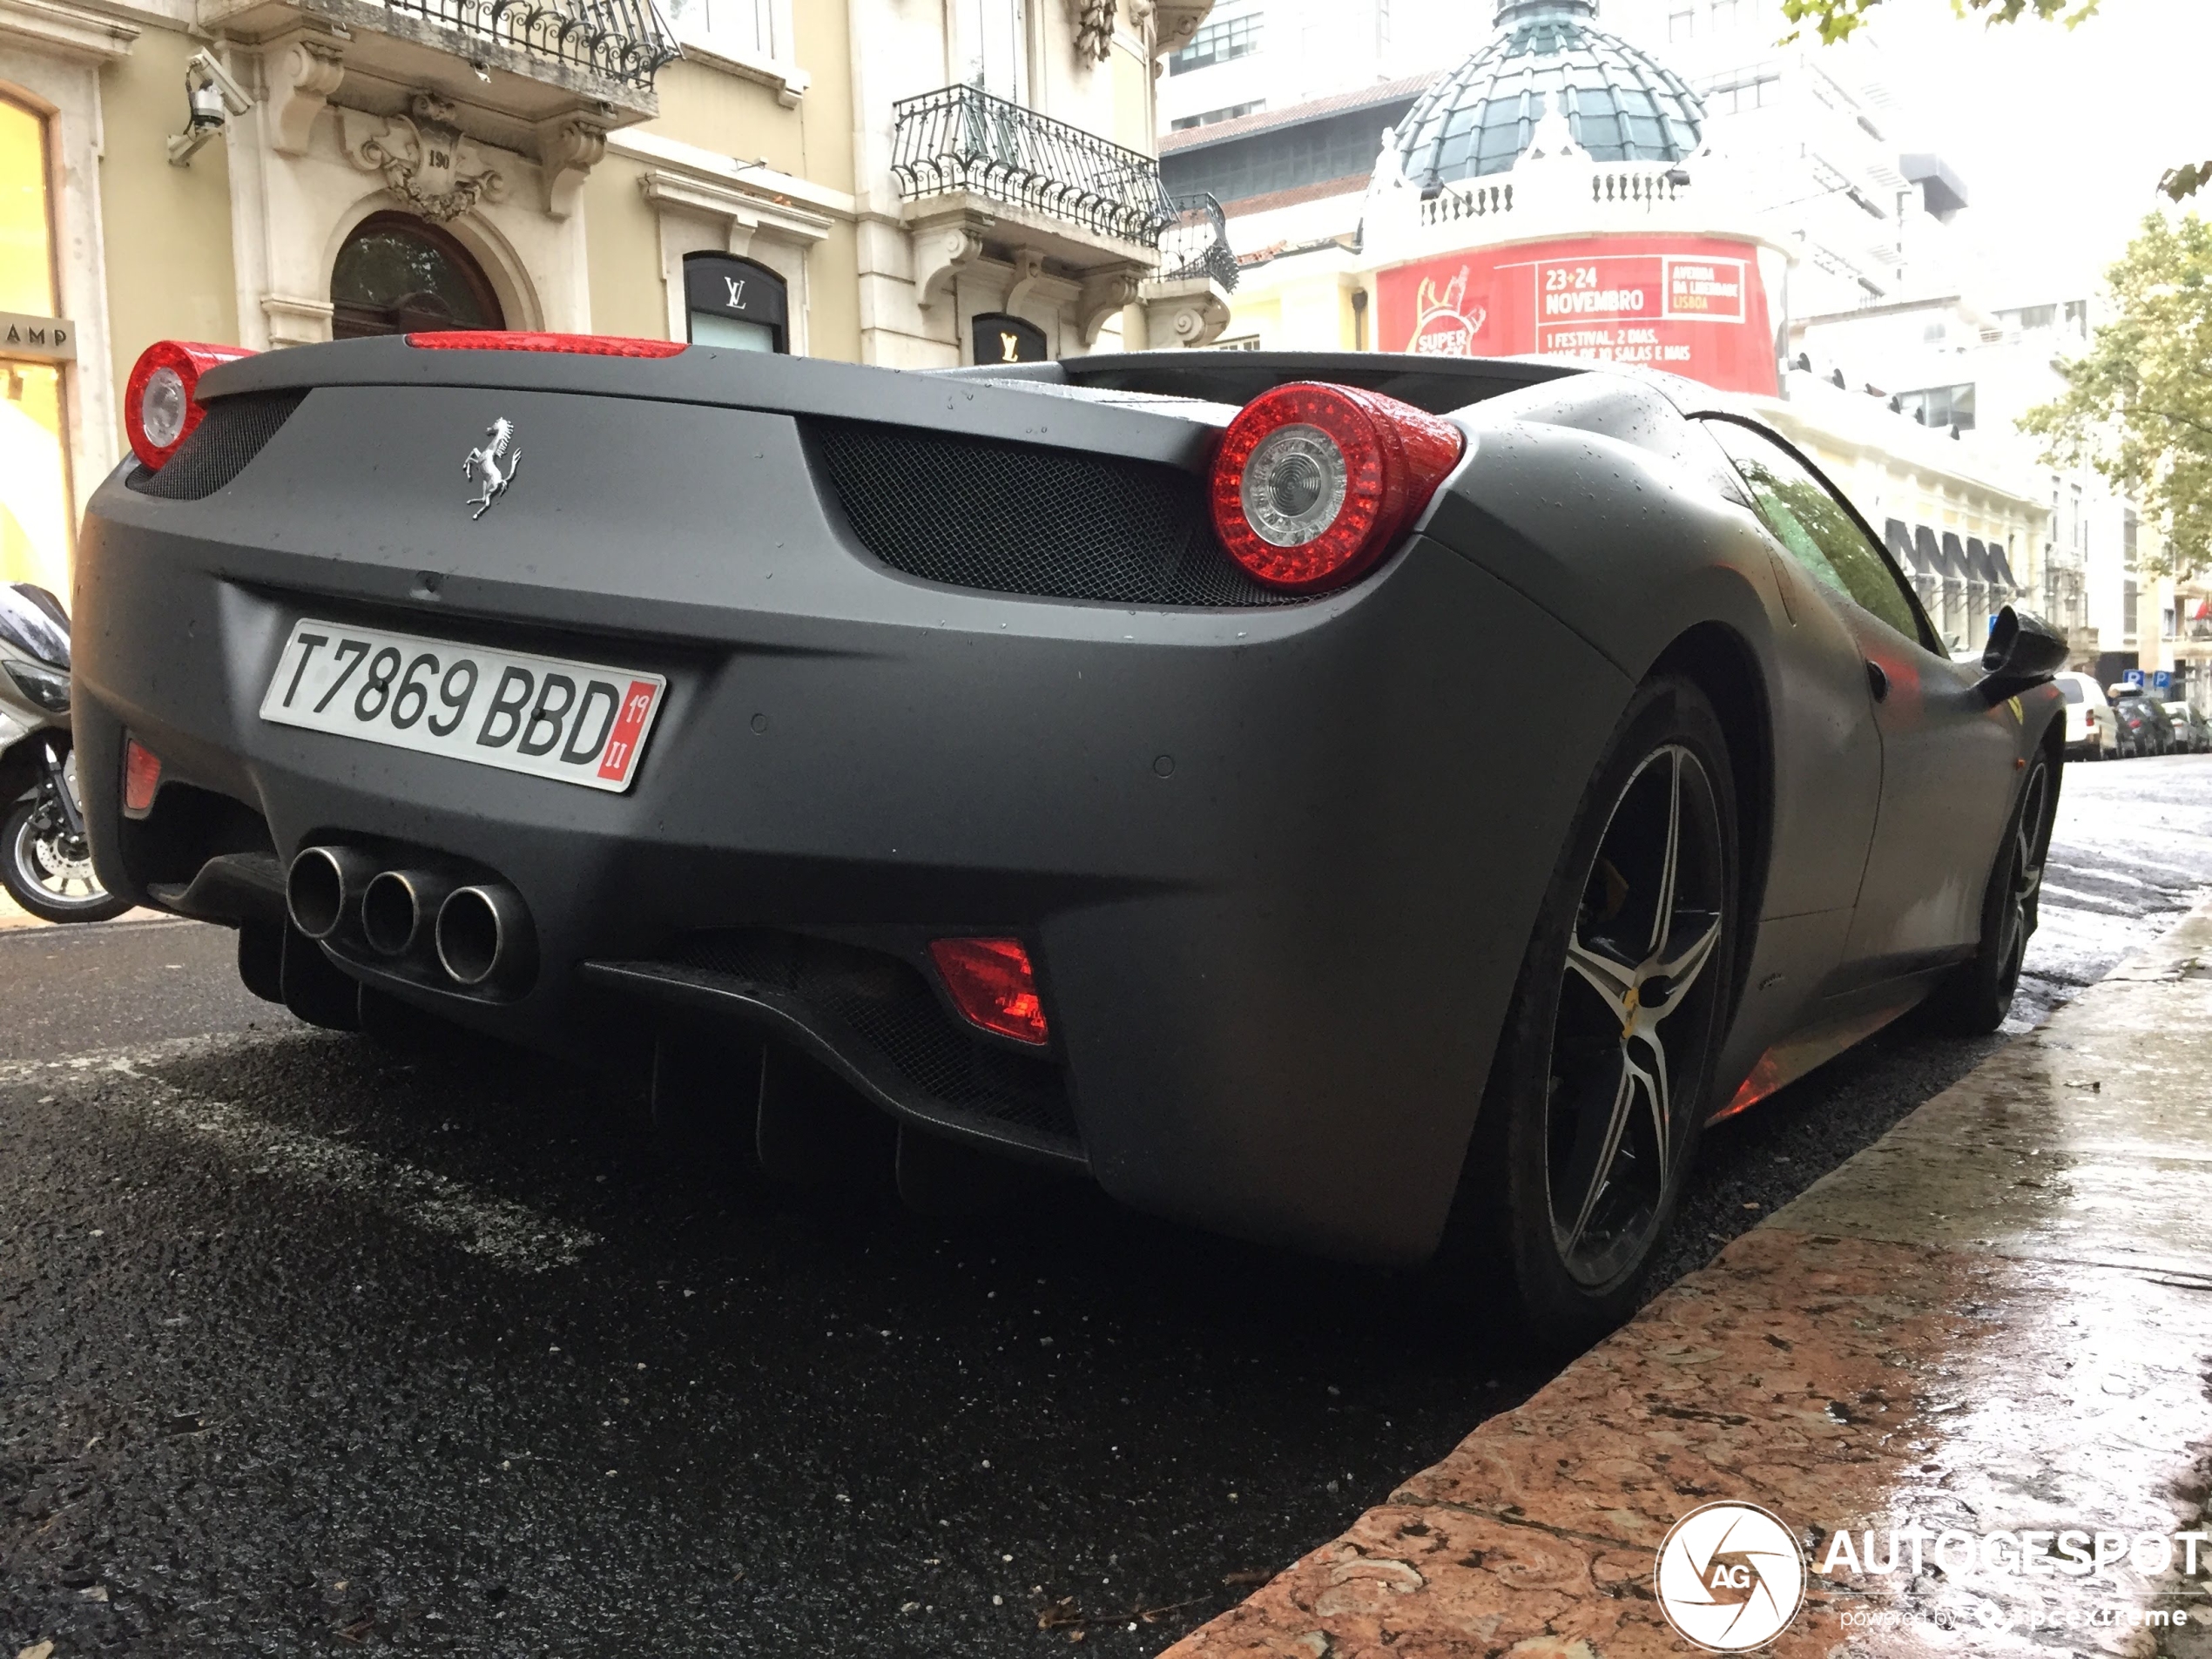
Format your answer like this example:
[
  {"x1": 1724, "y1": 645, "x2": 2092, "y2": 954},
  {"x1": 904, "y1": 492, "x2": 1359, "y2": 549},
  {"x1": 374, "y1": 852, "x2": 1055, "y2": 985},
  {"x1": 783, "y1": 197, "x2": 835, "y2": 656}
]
[
  {"x1": 2020, "y1": 215, "x2": 2212, "y2": 580},
  {"x1": 1778, "y1": 0, "x2": 2098, "y2": 46},
  {"x1": 2162, "y1": 162, "x2": 2212, "y2": 203}
]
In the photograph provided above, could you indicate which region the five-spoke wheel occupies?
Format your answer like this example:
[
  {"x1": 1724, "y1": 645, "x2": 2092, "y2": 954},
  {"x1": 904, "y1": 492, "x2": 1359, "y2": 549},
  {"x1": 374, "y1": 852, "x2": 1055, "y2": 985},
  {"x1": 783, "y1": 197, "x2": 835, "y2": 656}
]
[
  {"x1": 1548, "y1": 743, "x2": 1728, "y2": 1288},
  {"x1": 1448, "y1": 677, "x2": 1737, "y2": 1347}
]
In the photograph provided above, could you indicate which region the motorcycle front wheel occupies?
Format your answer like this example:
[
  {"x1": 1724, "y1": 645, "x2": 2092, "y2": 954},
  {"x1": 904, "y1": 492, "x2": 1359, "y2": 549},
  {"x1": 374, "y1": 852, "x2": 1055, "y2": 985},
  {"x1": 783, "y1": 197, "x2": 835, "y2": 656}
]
[{"x1": 3, "y1": 794, "x2": 132, "y2": 924}]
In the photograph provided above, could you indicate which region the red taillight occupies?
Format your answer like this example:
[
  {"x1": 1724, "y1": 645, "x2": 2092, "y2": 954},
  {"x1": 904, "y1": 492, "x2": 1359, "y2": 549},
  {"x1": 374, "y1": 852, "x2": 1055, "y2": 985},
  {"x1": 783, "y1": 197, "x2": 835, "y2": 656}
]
[
  {"x1": 1210, "y1": 382, "x2": 1466, "y2": 591},
  {"x1": 928, "y1": 937, "x2": 1049, "y2": 1046},
  {"x1": 405, "y1": 330, "x2": 687, "y2": 357},
  {"x1": 122, "y1": 736, "x2": 162, "y2": 818},
  {"x1": 124, "y1": 340, "x2": 254, "y2": 470}
]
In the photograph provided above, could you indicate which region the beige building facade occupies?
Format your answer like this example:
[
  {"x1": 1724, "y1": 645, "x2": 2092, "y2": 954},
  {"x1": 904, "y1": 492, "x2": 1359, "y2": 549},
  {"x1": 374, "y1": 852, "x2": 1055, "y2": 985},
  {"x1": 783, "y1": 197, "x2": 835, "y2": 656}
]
[{"x1": 2, "y1": 0, "x2": 1228, "y2": 596}]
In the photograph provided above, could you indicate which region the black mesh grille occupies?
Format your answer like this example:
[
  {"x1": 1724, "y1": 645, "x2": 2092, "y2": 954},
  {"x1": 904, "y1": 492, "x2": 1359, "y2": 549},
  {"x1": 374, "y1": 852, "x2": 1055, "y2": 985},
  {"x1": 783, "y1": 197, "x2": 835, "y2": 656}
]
[
  {"x1": 669, "y1": 929, "x2": 1079, "y2": 1144},
  {"x1": 125, "y1": 391, "x2": 308, "y2": 501},
  {"x1": 808, "y1": 419, "x2": 1302, "y2": 607}
]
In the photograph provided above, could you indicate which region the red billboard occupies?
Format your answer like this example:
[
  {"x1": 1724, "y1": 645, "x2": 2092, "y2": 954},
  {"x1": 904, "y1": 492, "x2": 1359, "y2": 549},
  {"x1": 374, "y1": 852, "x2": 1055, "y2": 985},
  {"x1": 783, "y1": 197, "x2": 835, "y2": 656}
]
[{"x1": 1377, "y1": 234, "x2": 1777, "y2": 395}]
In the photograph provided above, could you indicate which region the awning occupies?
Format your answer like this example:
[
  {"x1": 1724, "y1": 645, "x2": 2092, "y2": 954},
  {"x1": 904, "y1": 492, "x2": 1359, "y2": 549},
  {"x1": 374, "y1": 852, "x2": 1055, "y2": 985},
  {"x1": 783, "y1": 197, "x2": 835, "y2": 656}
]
[
  {"x1": 2192, "y1": 599, "x2": 2212, "y2": 622},
  {"x1": 1943, "y1": 532, "x2": 1972, "y2": 583},
  {"x1": 1885, "y1": 518, "x2": 1923, "y2": 571},
  {"x1": 1915, "y1": 524, "x2": 1944, "y2": 577},
  {"x1": 1989, "y1": 544, "x2": 2023, "y2": 591}
]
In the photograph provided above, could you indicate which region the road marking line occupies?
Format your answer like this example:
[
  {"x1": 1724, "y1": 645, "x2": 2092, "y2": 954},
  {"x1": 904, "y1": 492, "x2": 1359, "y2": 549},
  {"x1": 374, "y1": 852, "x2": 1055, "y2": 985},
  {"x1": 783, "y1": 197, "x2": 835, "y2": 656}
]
[{"x1": 5, "y1": 1048, "x2": 598, "y2": 1274}]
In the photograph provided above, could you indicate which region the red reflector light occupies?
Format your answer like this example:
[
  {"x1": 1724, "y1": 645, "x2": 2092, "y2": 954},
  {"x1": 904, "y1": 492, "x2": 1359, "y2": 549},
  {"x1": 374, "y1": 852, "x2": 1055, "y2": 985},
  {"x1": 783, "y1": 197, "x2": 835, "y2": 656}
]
[
  {"x1": 123, "y1": 737, "x2": 162, "y2": 817},
  {"x1": 1211, "y1": 382, "x2": 1466, "y2": 592},
  {"x1": 124, "y1": 340, "x2": 254, "y2": 470},
  {"x1": 405, "y1": 330, "x2": 687, "y2": 357},
  {"x1": 928, "y1": 937, "x2": 1049, "y2": 1046}
]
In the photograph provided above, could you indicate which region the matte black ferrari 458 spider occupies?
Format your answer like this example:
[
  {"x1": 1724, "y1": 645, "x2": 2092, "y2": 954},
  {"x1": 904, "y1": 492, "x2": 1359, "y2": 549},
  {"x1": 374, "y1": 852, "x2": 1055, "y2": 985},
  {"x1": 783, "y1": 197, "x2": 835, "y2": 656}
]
[{"x1": 78, "y1": 335, "x2": 2067, "y2": 1340}]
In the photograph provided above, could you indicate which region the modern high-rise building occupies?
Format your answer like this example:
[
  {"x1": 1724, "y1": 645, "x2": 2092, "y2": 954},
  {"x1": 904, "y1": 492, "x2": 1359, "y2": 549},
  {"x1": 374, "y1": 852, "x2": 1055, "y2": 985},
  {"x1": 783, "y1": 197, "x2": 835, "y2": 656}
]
[{"x1": 1157, "y1": 0, "x2": 1400, "y2": 135}]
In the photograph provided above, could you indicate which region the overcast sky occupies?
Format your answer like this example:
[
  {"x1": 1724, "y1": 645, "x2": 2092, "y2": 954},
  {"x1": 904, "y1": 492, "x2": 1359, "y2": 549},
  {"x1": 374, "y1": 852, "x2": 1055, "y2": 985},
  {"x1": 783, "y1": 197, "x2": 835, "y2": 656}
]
[
  {"x1": 1858, "y1": 0, "x2": 2212, "y2": 300},
  {"x1": 1390, "y1": 0, "x2": 2211, "y2": 303}
]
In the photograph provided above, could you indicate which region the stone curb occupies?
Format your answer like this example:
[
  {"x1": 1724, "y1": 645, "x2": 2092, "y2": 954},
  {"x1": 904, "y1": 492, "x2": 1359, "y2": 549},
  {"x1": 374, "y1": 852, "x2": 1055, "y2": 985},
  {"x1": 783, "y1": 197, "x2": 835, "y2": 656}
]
[{"x1": 1160, "y1": 898, "x2": 2212, "y2": 1659}]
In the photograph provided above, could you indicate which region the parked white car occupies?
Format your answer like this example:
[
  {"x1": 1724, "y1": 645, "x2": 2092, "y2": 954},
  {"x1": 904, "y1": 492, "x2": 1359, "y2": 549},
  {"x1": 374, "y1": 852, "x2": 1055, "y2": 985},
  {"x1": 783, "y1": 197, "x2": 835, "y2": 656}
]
[{"x1": 2054, "y1": 671, "x2": 2112, "y2": 759}]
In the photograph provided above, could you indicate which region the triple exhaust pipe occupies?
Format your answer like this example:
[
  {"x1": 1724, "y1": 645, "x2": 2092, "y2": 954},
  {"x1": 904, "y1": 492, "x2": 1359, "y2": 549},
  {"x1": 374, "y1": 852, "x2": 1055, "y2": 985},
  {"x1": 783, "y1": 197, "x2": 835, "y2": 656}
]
[{"x1": 287, "y1": 845, "x2": 534, "y2": 991}]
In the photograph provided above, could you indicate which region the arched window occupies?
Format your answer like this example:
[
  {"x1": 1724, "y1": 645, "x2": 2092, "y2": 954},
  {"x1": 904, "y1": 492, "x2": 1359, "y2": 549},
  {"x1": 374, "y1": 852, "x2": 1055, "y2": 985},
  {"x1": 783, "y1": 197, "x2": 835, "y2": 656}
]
[
  {"x1": 0, "y1": 89, "x2": 71, "y2": 597},
  {"x1": 330, "y1": 212, "x2": 505, "y2": 339},
  {"x1": 683, "y1": 253, "x2": 788, "y2": 352}
]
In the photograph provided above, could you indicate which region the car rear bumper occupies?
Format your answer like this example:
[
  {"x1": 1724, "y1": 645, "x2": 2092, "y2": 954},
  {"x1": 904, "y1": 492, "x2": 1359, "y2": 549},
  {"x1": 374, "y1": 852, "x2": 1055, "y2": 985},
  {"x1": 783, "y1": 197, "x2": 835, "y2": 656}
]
[{"x1": 74, "y1": 399, "x2": 1627, "y2": 1264}]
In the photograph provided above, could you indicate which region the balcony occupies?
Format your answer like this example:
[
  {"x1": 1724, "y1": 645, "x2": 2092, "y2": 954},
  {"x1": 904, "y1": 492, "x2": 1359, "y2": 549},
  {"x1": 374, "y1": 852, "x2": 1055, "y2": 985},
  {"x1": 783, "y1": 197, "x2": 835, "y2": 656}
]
[
  {"x1": 380, "y1": 0, "x2": 678, "y2": 90},
  {"x1": 892, "y1": 83, "x2": 1176, "y2": 272},
  {"x1": 199, "y1": 0, "x2": 680, "y2": 134},
  {"x1": 1366, "y1": 145, "x2": 1757, "y2": 272},
  {"x1": 1158, "y1": 193, "x2": 1238, "y2": 292}
]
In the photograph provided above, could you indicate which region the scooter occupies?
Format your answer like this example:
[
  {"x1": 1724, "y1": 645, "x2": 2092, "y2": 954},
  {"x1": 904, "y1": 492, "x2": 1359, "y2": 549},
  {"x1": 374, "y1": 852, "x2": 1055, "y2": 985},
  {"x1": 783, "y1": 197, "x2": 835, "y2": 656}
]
[{"x1": 1, "y1": 583, "x2": 129, "y2": 923}]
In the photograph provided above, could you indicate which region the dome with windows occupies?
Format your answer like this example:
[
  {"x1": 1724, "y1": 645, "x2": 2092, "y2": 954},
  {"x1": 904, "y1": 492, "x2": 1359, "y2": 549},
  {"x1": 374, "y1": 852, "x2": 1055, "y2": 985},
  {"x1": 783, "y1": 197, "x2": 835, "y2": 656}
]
[{"x1": 1393, "y1": 0, "x2": 1705, "y2": 188}]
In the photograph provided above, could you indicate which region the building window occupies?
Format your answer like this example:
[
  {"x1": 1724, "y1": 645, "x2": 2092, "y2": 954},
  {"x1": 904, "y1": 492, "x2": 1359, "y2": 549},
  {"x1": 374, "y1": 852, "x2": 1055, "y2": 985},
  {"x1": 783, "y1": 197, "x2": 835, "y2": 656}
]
[
  {"x1": 2124, "y1": 579, "x2": 2139, "y2": 641},
  {"x1": 955, "y1": 0, "x2": 1028, "y2": 100},
  {"x1": 1703, "y1": 70, "x2": 1780, "y2": 114},
  {"x1": 1668, "y1": 6, "x2": 1695, "y2": 41},
  {"x1": 2006, "y1": 303, "x2": 2056, "y2": 331},
  {"x1": 1170, "y1": 11, "x2": 1260, "y2": 74},
  {"x1": 1170, "y1": 100, "x2": 1264, "y2": 131},
  {"x1": 0, "y1": 91, "x2": 71, "y2": 598},
  {"x1": 1896, "y1": 382, "x2": 1974, "y2": 432},
  {"x1": 1211, "y1": 334, "x2": 1263, "y2": 350},
  {"x1": 1709, "y1": 0, "x2": 1739, "y2": 29},
  {"x1": 332, "y1": 212, "x2": 504, "y2": 338},
  {"x1": 2123, "y1": 508, "x2": 2138, "y2": 570},
  {"x1": 662, "y1": 0, "x2": 779, "y2": 56},
  {"x1": 683, "y1": 253, "x2": 788, "y2": 352}
]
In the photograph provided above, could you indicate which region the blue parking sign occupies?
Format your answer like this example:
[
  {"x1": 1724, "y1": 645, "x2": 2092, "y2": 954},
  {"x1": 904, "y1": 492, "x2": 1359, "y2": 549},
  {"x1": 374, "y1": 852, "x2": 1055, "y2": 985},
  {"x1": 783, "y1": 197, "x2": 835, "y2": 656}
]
[
  {"x1": 2154, "y1": 670, "x2": 2173, "y2": 691},
  {"x1": 2125, "y1": 670, "x2": 2144, "y2": 686}
]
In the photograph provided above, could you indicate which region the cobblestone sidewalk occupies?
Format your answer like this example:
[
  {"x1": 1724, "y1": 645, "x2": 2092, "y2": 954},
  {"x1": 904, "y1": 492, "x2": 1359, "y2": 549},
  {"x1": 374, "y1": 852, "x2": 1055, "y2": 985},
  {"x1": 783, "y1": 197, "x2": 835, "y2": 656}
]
[{"x1": 1166, "y1": 900, "x2": 2212, "y2": 1658}]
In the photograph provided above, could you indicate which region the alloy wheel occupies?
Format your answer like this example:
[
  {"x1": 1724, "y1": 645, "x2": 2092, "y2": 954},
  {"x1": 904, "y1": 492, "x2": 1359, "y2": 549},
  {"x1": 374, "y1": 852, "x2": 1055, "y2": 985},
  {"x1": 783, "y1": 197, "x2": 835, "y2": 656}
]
[
  {"x1": 1993, "y1": 761, "x2": 2050, "y2": 997},
  {"x1": 1543, "y1": 745, "x2": 1727, "y2": 1288}
]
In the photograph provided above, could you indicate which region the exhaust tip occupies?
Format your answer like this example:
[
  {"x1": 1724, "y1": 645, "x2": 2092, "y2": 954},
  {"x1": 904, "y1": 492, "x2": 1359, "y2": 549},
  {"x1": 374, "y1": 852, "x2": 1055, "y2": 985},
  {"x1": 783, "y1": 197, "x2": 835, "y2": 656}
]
[
  {"x1": 287, "y1": 845, "x2": 377, "y2": 941},
  {"x1": 361, "y1": 870, "x2": 450, "y2": 958},
  {"x1": 435, "y1": 883, "x2": 534, "y2": 988}
]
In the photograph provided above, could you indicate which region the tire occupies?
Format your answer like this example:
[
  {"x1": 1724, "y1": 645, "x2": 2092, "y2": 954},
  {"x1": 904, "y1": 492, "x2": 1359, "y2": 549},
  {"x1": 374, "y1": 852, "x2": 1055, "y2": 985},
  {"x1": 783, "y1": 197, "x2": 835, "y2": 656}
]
[
  {"x1": 1925, "y1": 745, "x2": 2054, "y2": 1036},
  {"x1": 1441, "y1": 677, "x2": 1740, "y2": 1350},
  {"x1": 3, "y1": 796, "x2": 132, "y2": 924}
]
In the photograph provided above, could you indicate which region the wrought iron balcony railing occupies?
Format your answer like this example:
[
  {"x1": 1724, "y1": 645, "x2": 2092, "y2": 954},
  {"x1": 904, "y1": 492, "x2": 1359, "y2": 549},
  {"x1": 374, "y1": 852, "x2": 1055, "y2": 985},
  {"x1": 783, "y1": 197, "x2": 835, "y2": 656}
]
[
  {"x1": 1157, "y1": 194, "x2": 1238, "y2": 292},
  {"x1": 384, "y1": 0, "x2": 681, "y2": 91},
  {"x1": 892, "y1": 84, "x2": 1177, "y2": 248}
]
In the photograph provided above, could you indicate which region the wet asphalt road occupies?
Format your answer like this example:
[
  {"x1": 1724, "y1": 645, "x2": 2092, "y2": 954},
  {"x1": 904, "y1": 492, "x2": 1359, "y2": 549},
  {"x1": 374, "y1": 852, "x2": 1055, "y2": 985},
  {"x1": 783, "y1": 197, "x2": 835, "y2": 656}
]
[{"x1": 4, "y1": 754, "x2": 2210, "y2": 1658}]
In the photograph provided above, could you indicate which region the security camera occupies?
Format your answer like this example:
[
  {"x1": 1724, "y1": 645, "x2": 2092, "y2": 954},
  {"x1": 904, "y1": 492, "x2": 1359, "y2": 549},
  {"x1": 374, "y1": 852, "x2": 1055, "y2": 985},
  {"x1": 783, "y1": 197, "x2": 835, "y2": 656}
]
[{"x1": 167, "y1": 51, "x2": 255, "y2": 166}]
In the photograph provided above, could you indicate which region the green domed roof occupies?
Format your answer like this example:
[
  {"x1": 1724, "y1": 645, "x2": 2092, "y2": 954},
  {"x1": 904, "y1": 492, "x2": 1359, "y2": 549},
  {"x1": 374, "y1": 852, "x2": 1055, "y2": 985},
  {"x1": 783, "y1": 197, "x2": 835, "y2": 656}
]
[{"x1": 1395, "y1": 0, "x2": 1704, "y2": 186}]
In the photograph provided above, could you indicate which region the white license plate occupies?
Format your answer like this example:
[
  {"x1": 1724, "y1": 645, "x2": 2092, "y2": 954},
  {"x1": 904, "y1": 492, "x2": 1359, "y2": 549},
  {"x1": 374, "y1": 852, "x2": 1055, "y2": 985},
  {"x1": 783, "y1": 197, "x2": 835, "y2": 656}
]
[{"x1": 259, "y1": 619, "x2": 666, "y2": 792}]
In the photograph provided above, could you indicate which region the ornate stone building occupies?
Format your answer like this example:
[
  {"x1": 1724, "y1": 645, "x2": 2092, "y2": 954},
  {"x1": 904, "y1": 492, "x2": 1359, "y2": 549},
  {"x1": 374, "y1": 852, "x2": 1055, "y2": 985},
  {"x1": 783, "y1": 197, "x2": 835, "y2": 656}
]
[{"x1": 1, "y1": 0, "x2": 1228, "y2": 593}]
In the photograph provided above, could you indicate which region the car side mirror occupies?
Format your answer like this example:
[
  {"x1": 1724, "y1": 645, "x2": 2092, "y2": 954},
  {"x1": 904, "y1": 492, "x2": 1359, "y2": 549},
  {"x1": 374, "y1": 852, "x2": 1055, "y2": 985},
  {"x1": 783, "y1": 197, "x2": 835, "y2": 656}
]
[{"x1": 1979, "y1": 605, "x2": 2067, "y2": 700}]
